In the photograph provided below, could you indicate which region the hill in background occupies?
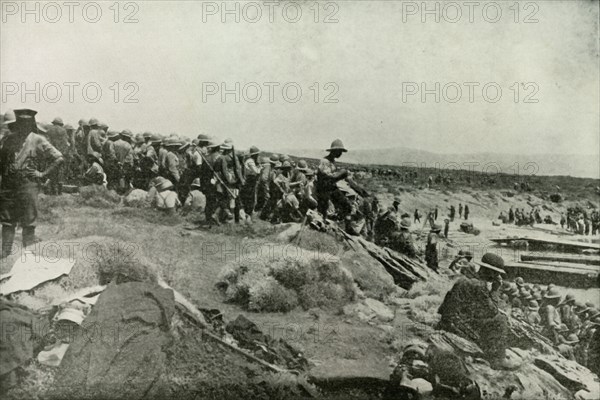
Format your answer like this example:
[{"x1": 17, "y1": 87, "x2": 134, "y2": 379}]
[{"x1": 275, "y1": 147, "x2": 600, "y2": 179}]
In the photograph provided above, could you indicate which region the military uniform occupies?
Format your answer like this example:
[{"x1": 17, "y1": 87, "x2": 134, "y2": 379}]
[
  {"x1": 112, "y1": 137, "x2": 134, "y2": 192},
  {"x1": 241, "y1": 149, "x2": 261, "y2": 216},
  {"x1": 45, "y1": 120, "x2": 69, "y2": 194},
  {"x1": 1, "y1": 110, "x2": 63, "y2": 252},
  {"x1": 199, "y1": 145, "x2": 222, "y2": 225}
]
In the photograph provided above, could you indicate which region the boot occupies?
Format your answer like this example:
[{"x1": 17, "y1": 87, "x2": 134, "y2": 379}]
[
  {"x1": 22, "y1": 226, "x2": 37, "y2": 248},
  {"x1": 1, "y1": 225, "x2": 16, "y2": 259}
]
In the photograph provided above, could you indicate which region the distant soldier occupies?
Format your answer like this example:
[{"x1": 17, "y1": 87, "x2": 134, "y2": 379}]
[
  {"x1": 199, "y1": 138, "x2": 223, "y2": 226},
  {"x1": 114, "y1": 130, "x2": 135, "y2": 193},
  {"x1": 256, "y1": 155, "x2": 275, "y2": 216},
  {"x1": 464, "y1": 205, "x2": 470, "y2": 220},
  {"x1": 163, "y1": 138, "x2": 181, "y2": 187},
  {"x1": 434, "y1": 206, "x2": 438, "y2": 220},
  {"x1": 443, "y1": 218, "x2": 450, "y2": 239},
  {"x1": 448, "y1": 205, "x2": 455, "y2": 221},
  {"x1": 157, "y1": 139, "x2": 168, "y2": 176},
  {"x1": 425, "y1": 224, "x2": 441, "y2": 272},
  {"x1": 540, "y1": 288, "x2": 563, "y2": 343},
  {"x1": 508, "y1": 207, "x2": 514, "y2": 223},
  {"x1": 390, "y1": 219, "x2": 417, "y2": 258},
  {"x1": 458, "y1": 203, "x2": 463, "y2": 218},
  {"x1": 414, "y1": 209, "x2": 421, "y2": 223},
  {"x1": 1, "y1": 109, "x2": 64, "y2": 256},
  {"x1": 86, "y1": 117, "x2": 103, "y2": 157},
  {"x1": 316, "y1": 139, "x2": 351, "y2": 220},
  {"x1": 102, "y1": 131, "x2": 118, "y2": 189},
  {"x1": 63, "y1": 124, "x2": 76, "y2": 181},
  {"x1": 183, "y1": 178, "x2": 206, "y2": 214},
  {"x1": 298, "y1": 168, "x2": 318, "y2": 215},
  {"x1": 45, "y1": 117, "x2": 70, "y2": 195},
  {"x1": 241, "y1": 146, "x2": 261, "y2": 220},
  {"x1": 83, "y1": 153, "x2": 106, "y2": 186},
  {"x1": 215, "y1": 139, "x2": 244, "y2": 222}
]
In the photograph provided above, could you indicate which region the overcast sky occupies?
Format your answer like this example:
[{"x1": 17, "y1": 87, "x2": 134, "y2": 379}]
[{"x1": 1, "y1": 0, "x2": 598, "y2": 156}]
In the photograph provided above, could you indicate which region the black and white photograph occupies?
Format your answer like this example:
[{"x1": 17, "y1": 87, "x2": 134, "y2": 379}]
[{"x1": 1, "y1": 1, "x2": 599, "y2": 399}]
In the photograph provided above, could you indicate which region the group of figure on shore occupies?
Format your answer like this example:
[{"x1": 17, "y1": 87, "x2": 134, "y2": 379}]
[{"x1": 499, "y1": 205, "x2": 599, "y2": 235}]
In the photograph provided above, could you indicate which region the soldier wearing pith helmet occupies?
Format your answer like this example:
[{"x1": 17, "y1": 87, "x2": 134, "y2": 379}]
[
  {"x1": 0, "y1": 109, "x2": 64, "y2": 257},
  {"x1": 316, "y1": 139, "x2": 351, "y2": 221}
]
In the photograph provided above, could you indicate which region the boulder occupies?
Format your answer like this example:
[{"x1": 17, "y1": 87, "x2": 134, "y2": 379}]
[
  {"x1": 364, "y1": 298, "x2": 394, "y2": 322},
  {"x1": 124, "y1": 189, "x2": 149, "y2": 207}
]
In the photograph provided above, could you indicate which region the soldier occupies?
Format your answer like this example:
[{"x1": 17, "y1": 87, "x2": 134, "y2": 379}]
[
  {"x1": 102, "y1": 131, "x2": 119, "y2": 189},
  {"x1": 83, "y1": 153, "x2": 106, "y2": 186},
  {"x1": 86, "y1": 117, "x2": 103, "y2": 157},
  {"x1": 299, "y1": 168, "x2": 318, "y2": 214},
  {"x1": 425, "y1": 224, "x2": 441, "y2": 272},
  {"x1": 438, "y1": 253, "x2": 509, "y2": 366},
  {"x1": 434, "y1": 206, "x2": 438, "y2": 220},
  {"x1": 272, "y1": 161, "x2": 301, "y2": 223},
  {"x1": 183, "y1": 178, "x2": 206, "y2": 214},
  {"x1": 63, "y1": 124, "x2": 76, "y2": 181},
  {"x1": 114, "y1": 130, "x2": 135, "y2": 193},
  {"x1": 558, "y1": 294, "x2": 576, "y2": 330},
  {"x1": 458, "y1": 203, "x2": 463, "y2": 218},
  {"x1": 540, "y1": 288, "x2": 563, "y2": 343},
  {"x1": 508, "y1": 207, "x2": 514, "y2": 223},
  {"x1": 215, "y1": 139, "x2": 244, "y2": 223},
  {"x1": 443, "y1": 218, "x2": 450, "y2": 239},
  {"x1": 464, "y1": 205, "x2": 470, "y2": 220},
  {"x1": 448, "y1": 205, "x2": 456, "y2": 221},
  {"x1": 390, "y1": 219, "x2": 417, "y2": 257},
  {"x1": 162, "y1": 138, "x2": 181, "y2": 187},
  {"x1": 241, "y1": 146, "x2": 261, "y2": 221},
  {"x1": 157, "y1": 139, "x2": 168, "y2": 177},
  {"x1": 1, "y1": 109, "x2": 64, "y2": 256},
  {"x1": 524, "y1": 300, "x2": 541, "y2": 326},
  {"x1": 44, "y1": 117, "x2": 70, "y2": 195},
  {"x1": 259, "y1": 155, "x2": 279, "y2": 221},
  {"x1": 316, "y1": 139, "x2": 351, "y2": 220},
  {"x1": 413, "y1": 209, "x2": 421, "y2": 223},
  {"x1": 199, "y1": 138, "x2": 223, "y2": 226},
  {"x1": 152, "y1": 178, "x2": 180, "y2": 215}
]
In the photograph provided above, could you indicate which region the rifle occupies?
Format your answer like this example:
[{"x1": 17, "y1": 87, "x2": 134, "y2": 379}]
[{"x1": 197, "y1": 150, "x2": 237, "y2": 199}]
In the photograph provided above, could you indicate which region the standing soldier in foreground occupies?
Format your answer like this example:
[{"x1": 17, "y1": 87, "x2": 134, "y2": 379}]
[
  {"x1": 0, "y1": 109, "x2": 64, "y2": 257},
  {"x1": 316, "y1": 139, "x2": 351, "y2": 220}
]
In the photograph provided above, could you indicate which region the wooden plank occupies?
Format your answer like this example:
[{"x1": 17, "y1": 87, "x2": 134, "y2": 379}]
[
  {"x1": 505, "y1": 261, "x2": 598, "y2": 276},
  {"x1": 521, "y1": 253, "x2": 600, "y2": 266},
  {"x1": 521, "y1": 261, "x2": 600, "y2": 272},
  {"x1": 491, "y1": 237, "x2": 600, "y2": 250}
]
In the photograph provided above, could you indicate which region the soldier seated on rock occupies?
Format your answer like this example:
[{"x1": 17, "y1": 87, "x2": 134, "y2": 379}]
[{"x1": 437, "y1": 253, "x2": 512, "y2": 369}]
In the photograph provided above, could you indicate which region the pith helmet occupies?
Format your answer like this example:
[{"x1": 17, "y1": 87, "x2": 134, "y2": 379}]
[
  {"x1": 326, "y1": 139, "x2": 347, "y2": 152},
  {"x1": 1, "y1": 110, "x2": 16, "y2": 125},
  {"x1": 120, "y1": 129, "x2": 133, "y2": 139},
  {"x1": 107, "y1": 130, "x2": 120, "y2": 139},
  {"x1": 476, "y1": 253, "x2": 506, "y2": 275},
  {"x1": 37, "y1": 123, "x2": 48, "y2": 134},
  {"x1": 52, "y1": 117, "x2": 63, "y2": 125},
  {"x1": 64, "y1": 124, "x2": 74, "y2": 131},
  {"x1": 297, "y1": 160, "x2": 308, "y2": 171},
  {"x1": 89, "y1": 118, "x2": 99, "y2": 126},
  {"x1": 249, "y1": 146, "x2": 260, "y2": 156},
  {"x1": 191, "y1": 178, "x2": 201, "y2": 188}
]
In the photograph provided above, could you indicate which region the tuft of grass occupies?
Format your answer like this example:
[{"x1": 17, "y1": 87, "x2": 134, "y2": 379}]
[
  {"x1": 79, "y1": 185, "x2": 121, "y2": 208},
  {"x1": 217, "y1": 251, "x2": 357, "y2": 313}
]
